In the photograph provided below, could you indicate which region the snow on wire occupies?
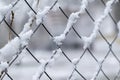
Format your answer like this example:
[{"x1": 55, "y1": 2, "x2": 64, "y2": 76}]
[
  {"x1": 53, "y1": 0, "x2": 119, "y2": 80},
  {"x1": 0, "y1": 0, "x2": 20, "y2": 24},
  {"x1": 0, "y1": 0, "x2": 58, "y2": 78},
  {"x1": 89, "y1": 0, "x2": 118, "y2": 80},
  {"x1": 0, "y1": 0, "x2": 39, "y2": 76},
  {"x1": 32, "y1": 48, "x2": 62, "y2": 80},
  {"x1": 0, "y1": 0, "x2": 120, "y2": 80},
  {"x1": 82, "y1": 0, "x2": 118, "y2": 50},
  {"x1": 0, "y1": 1, "x2": 35, "y2": 75},
  {"x1": 53, "y1": 0, "x2": 88, "y2": 46},
  {"x1": 53, "y1": 0, "x2": 90, "y2": 79},
  {"x1": 32, "y1": 0, "x2": 62, "y2": 80},
  {"x1": 0, "y1": 0, "x2": 59, "y2": 79}
]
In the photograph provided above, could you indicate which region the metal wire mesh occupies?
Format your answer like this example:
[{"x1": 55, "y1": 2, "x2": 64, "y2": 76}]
[{"x1": 0, "y1": 0, "x2": 120, "y2": 80}]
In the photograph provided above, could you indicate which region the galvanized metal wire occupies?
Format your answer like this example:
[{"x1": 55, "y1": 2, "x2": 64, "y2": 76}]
[{"x1": 0, "y1": 0, "x2": 120, "y2": 80}]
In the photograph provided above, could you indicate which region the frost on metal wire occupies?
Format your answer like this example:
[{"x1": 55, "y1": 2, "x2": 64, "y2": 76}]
[
  {"x1": 0, "y1": 62, "x2": 8, "y2": 75},
  {"x1": 53, "y1": 0, "x2": 90, "y2": 80},
  {"x1": 36, "y1": 6, "x2": 50, "y2": 25},
  {"x1": 49, "y1": 48, "x2": 62, "y2": 66},
  {"x1": 53, "y1": 12, "x2": 80, "y2": 45},
  {"x1": 0, "y1": 29, "x2": 33, "y2": 61},
  {"x1": 0, "y1": 27, "x2": 33, "y2": 74},
  {"x1": 0, "y1": 0, "x2": 39, "y2": 74},
  {"x1": 0, "y1": 4, "x2": 12, "y2": 22},
  {"x1": 53, "y1": 0, "x2": 88, "y2": 45},
  {"x1": 32, "y1": 0, "x2": 60, "y2": 80},
  {"x1": 82, "y1": 0, "x2": 117, "y2": 50},
  {"x1": 90, "y1": 0, "x2": 118, "y2": 80},
  {"x1": 0, "y1": 0, "x2": 39, "y2": 63},
  {"x1": 36, "y1": 0, "x2": 58, "y2": 26},
  {"x1": 0, "y1": 0, "x2": 20, "y2": 24},
  {"x1": 32, "y1": 59, "x2": 46, "y2": 80},
  {"x1": 33, "y1": 48, "x2": 62, "y2": 80},
  {"x1": 28, "y1": 0, "x2": 40, "y2": 18}
]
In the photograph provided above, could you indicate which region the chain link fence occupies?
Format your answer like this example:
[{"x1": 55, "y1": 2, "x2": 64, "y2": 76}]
[{"x1": 0, "y1": 0, "x2": 120, "y2": 80}]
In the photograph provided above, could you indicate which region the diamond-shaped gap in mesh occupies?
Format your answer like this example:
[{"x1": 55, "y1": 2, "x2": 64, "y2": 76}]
[
  {"x1": 2, "y1": 75, "x2": 11, "y2": 80},
  {"x1": 27, "y1": 7, "x2": 80, "y2": 79},
  {"x1": 38, "y1": 72, "x2": 50, "y2": 80},
  {"x1": 43, "y1": 7, "x2": 68, "y2": 36},
  {"x1": 61, "y1": 49, "x2": 87, "y2": 79},
  {"x1": 8, "y1": 65, "x2": 38, "y2": 80},
  {"x1": 0, "y1": 10, "x2": 43, "y2": 80},
  {"x1": 18, "y1": 49, "x2": 40, "y2": 66},
  {"x1": 26, "y1": 50, "x2": 55, "y2": 79},
  {"x1": 92, "y1": 31, "x2": 109, "y2": 61},
  {"x1": 30, "y1": 21, "x2": 77, "y2": 80},
  {"x1": 0, "y1": 0, "x2": 120, "y2": 79},
  {"x1": 68, "y1": 71, "x2": 85, "y2": 80},
  {"x1": 86, "y1": 0, "x2": 119, "y2": 44},
  {"x1": 86, "y1": 0, "x2": 118, "y2": 45},
  {"x1": 102, "y1": 51, "x2": 120, "y2": 80},
  {"x1": 100, "y1": 0, "x2": 119, "y2": 23},
  {"x1": 0, "y1": 13, "x2": 40, "y2": 80},
  {"x1": 74, "y1": 11, "x2": 94, "y2": 37},
  {"x1": 11, "y1": 0, "x2": 31, "y2": 33},
  {"x1": 100, "y1": 16, "x2": 117, "y2": 43},
  {"x1": 112, "y1": 38, "x2": 120, "y2": 60},
  {"x1": 0, "y1": 21, "x2": 10, "y2": 48},
  {"x1": 29, "y1": 23, "x2": 56, "y2": 50},
  {"x1": 56, "y1": 5, "x2": 109, "y2": 79},
  {"x1": 76, "y1": 50, "x2": 98, "y2": 79},
  {"x1": 2, "y1": 14, "x2": 41, "y2": 66},
  {"x1": 46, "y1": 50, "x2": 74, "y2": 80},
  {"x1": 86, "y1": 0, "x2": 105, "y2": 21},
  {"x1": 6, "y1": 49, "x2": 40, "y2": 80},
  {"x1": 61, "y1": 28, "x2": 82, "y2": 50},
  {"x1": 87, "y1": 49, "x2": 111, "y2": 80},
  {"x1": 33, "y1": 50, "x2": 52, "y2": 62},
  {"x1": 110, "y1": 49, "x2": 120, "y2": 79},
  {"x1": 94, "y1": 71, "x2": 109, "y2": 80},
  {"x1": 61, "y1": 48, "x2": 83, "y2": 61},
  {"x1": 111, "y1": 2, "x2": 120, "y2": 21},
  {"x1": 22, "y1": 0, "x2": 54, "y2": 51}
]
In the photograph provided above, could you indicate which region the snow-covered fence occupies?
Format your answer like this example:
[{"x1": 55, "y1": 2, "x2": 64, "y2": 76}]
[{"x1": 0, "y1": 0, "x2": 120, "y2": 80}]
